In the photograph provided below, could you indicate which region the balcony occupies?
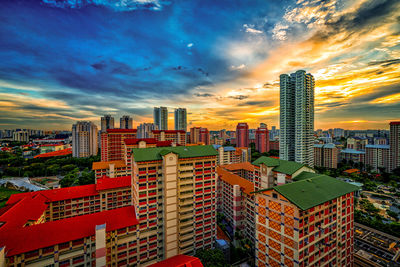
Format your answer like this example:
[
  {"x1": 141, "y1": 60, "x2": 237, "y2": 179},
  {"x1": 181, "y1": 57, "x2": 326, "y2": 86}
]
[
  {"x1": 180, "y1": 165, "x2": 194, "y2": 172},
  {"x1": 180, "y1": 212, "x2": 193, "y2": 220}
]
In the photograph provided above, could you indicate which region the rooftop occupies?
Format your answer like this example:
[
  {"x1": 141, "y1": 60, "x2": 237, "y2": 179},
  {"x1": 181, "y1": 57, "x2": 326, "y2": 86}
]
[
  {"x1": 34, "y1": 148, "x2": 72, "y2": 158},
  {"x1": 340, "y1": 148, "x2": 365, "y2": 154},
  {"x1": 2, "y1": 176, "x2": 131, "y2": 231},
  {"x1": 131, "y1": 145, "x2": 217, "y2": 162},
  {"x1": 265, "y1": 175, "x2": 360, "y2": 210},
  {"x1": 1, "y1": 206, "x2": 139, "y2": 257},
  {"x1": 152, "y1": 130, "x2": 186, "y2": 134},
  {"x1": 222, "y1": 162, "x2": 255, "y2": 172},
  {"x1": 92, "y1": 160, "x2": 127, "y2": 170},
  {"x1": 148, "y1": 255, "x2": 203, "y2": 267},
  {"x1": 106, "y1": 129, "x2": 137, "y2": 133},
  {"x1": 217, "y1": 167, "x2": 254, "y2": 195},
  {"x1": 365, "y1": 144, "x2": 390, "y2": 149},
  {"x1": 252, "y1": 156, "x2": 308, "y2": 175}
]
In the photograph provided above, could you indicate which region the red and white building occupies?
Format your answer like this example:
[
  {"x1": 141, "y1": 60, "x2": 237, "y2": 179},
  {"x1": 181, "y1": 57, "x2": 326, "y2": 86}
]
[
  {"x1": 236, "y1": 123, "x2": 249, "y2": 148},
  {"x1": 255, "y1": 124, "x2": 270, "y2": 153}
]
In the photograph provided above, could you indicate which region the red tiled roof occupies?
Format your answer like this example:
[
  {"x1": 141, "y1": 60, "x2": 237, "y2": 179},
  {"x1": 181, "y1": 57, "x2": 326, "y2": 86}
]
[
  {"x1": 222, "y1": 162, "x2": 255, "y2": 172},
  {"x1": 7, "y1": 176, "x2": 131, "y2": 205},
  {"x1": 106, "y1": 129, "x2": 137, "y2": 133},
  {"x1": 34, "y1": 148, "x2": 72, "y2": 158},
  {"x1": 96, "y1": 176, "x2": 131, "y2": 191},
  {"x1": 148, "y1": 255, "x2": 203, "y2": 267},
  {"x1": 152, "y1": 130, "x2": 186, "y2": 134},
  {"x1": 0, "y1": 206, "x2": 139, "y2": 257},
  {"x1": 0, "y1": 193, "x2": 49, "y2": 232},
  {"x1": 156, "y1": 141, "x2": 173, "y2": 147},
  {"x1": 217, "y1": 167, "x2": 254, "y2": 195}
]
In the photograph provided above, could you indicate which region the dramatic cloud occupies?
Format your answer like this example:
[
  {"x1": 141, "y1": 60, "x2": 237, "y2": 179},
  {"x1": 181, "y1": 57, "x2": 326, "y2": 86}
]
[{"x1": 0, "y1": 0, "x2": 399, "y2": 130}]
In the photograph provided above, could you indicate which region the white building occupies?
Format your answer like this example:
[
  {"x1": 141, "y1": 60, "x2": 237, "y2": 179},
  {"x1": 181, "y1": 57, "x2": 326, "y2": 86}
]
[
  {"x1": 100, "y1": 115, "x2": 114, "y2": 132},
  {"x1": 279, "y1": 70, "x2": 315, "y2": 167},
  {"x1": 12, "y1": 131, "x2": 29, "y2": 142},
  {"x1": 120, "y1": 115, "x2": 133, "y2": 129},
  {"x1": 174, "y1": 108, "x2": 187, "y2": 132},
  {"x1": 154, "y1": 106, "x2": 168, "y2": 130},
  {"x1": 72, "y1": 121, "x2": 98, "y2": 158},
  {"x1": 137, "y1": 123, "x2": 158, "y2": 138}
]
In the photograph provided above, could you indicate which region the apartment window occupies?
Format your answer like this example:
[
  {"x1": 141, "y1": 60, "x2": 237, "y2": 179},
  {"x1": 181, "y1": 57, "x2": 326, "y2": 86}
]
[{"x1": 272, "y1": 193, "x2": 278, "y2": 199}]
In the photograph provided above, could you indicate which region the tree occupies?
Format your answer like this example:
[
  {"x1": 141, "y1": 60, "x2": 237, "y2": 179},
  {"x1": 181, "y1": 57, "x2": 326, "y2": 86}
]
[
  {"x1": 195, "y1": 249, "x2": 227, "y2": 267},
  {"x1": 387, "y1": 210, "x2": 399, "y2": 221}
]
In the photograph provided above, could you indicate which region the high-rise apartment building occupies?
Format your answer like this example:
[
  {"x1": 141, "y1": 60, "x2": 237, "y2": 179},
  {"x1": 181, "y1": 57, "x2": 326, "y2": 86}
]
[
  {"x1": 131, "y1": 145, "x2": 218, "y2": 258},
  {"x1": 72, "y1": 121, "x2": 98, "y2": 158},
  {"x1": 314, "y1": 144, "x2": 338, "y2": 169},
  {"x1": 365, "y1": 144, "x2": 390, "y2": 172},
  {"x1": 101, "y1": 115, "x2": 114, "y2": 132},
  {"x1": 151, "y1": 130, "x2": 186, "y2": 145},
  {"x1": 255, "y1": 175, "x2": 358, "y2": 267},
  {"x1": 120, "y1": 115, "x2": 133, "y2": 129},
  {"x1": 255, "y1": 124, "x2": 270, "y2": 153},
  {"x1": 190, "y1": 127, "x2": 210, "y2": 145},
  {"x1": 100, "y1": 129, "x2": 137, "y2": 161},
  {"x1": 390, "y1": 121, "x2": 400, "y2": 172},
  {"x1": 174, "y1": 108, "x2": 187, "y2": 132},
  {"x1": 12, "y1": 131, "x2": 29, "y2": 142},
  {"x1": 137, "y1": 123, "x2": 158, "y2": 138},
  {"x1": 280, "y1": 70, "x2": 315, "y2": 167},
  {"x1": 236, "y1": 123, "x2": 249, "y2": 148},
  {"x1": 154, "y1": 107, "x2": 168, "y2": 130}
]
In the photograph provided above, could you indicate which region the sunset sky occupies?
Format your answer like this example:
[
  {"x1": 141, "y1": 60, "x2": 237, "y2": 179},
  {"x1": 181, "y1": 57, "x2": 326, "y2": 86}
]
[{"x1": 0, "y1": 0, "x2": 399, "y2": 131}]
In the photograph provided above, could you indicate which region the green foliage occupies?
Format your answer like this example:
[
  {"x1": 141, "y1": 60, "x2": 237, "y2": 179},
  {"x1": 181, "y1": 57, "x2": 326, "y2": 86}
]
[
  {"x1": 355, "y1": 210, "x2": 400, "y2": 238},
  {"x1": 195, "y1": 249, "x2": 228, "y2": 267},
  {"x1": 0, "y1": 187, "x2": 22, "y2": 208},
  {"x1": 387, "y1": 210, "x2": 399, "y2": 221},
  {"x1": 359, "y1": 199, "x2": 379, "y2": 214}
]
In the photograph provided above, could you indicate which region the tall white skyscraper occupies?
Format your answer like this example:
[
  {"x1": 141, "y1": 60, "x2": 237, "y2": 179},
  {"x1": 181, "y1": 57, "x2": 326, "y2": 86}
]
[
  {"x1": 120, "y1": 115, "x2": 133, "y2": 129},
  {"x1": 154, "y1": 107, "x2": 168, "y2": 130},
  {"x1": 279, "y1": 70, "x2": 315, "y2": 167},
  {"x1": 72, "y1": 121, "x2": 98, "y2": 158},
  {"x1": 137, "y1": 123, "x2": 158, "y2": 138},
  {"x1": 174, "y1": 108, "x2": 187, "y2": 131},
  {"x1": 101, "y1": 115, "x2": 114, "y2": 132}
]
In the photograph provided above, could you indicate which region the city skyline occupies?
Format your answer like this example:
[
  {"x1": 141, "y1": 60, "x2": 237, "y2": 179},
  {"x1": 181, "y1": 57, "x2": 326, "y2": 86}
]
[{"x1": 1, "y1": 0, "x2": 400, "y2": 130}]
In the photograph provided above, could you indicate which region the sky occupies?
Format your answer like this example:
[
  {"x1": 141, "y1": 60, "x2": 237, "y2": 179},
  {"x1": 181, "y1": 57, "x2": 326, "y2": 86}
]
[{"x1": 0, "y1": 0, "x2": 399, "y2": 131}]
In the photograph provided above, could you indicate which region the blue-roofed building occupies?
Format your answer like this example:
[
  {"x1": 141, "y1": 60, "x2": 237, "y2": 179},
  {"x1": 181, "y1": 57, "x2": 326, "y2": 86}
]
[
  {"x1": 340, "y1": 148, "x2": 365, "y2": 164},
  {"x1": 214, "y1": 145, "x2": 250, "y2": 165},
  {"x1": 365, "y1": 144, "x2": 390, "y2": 172}
]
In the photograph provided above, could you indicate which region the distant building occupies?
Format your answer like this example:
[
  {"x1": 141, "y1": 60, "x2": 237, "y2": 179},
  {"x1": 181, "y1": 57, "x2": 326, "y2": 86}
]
[
  {"x1": 280, "y1": 70, "x2": 315, "y2": 167},
  {"x1": 314, "y1": 143, "x2": 338, "y2": 169},
  {"x1": 347, "y1": 137, "x2": 368, "y2": 150},
  {"x1": 211, "y1": 136, "x2": 224, "y2": 146},
  {"x1": 174, "y1": 108, "x2": 187, "y2": 132},
  {"x1": 340, "y1": 148, "x2": 365, "y2": 164},
  {"x1": 373, "y1": 137, "x2": 387, "y2": 145},
  {"x1": 236, "y1": 123, "x2": 249, "y2": 148},
  {"x1": 72, "y1": 121, "x2": 98, "y2": 158},
  {"x1": 190, "y1": 127, "x2": 210, "y2": 145},
  {"x1": 151, "y1": 130, "x2": 186, "y2": 146},
  {"x1": 154, "y1": 106, "x2": 168, "y2": 130},
  {"x1": 255, "y1": 124, "x2": 270, "y2": 153},
  {"x1": 390, "y1": 121, "x2": 400, "y2": 171},
  {"x1": 333, "y1": 128, "x2": 345, "y2": 138},
  {"x1": 12, "y1": 131, "x2": 29, "y2": 142},
  {"x1": 100, "y1": 129, "x2": 137, "y2": 161},
  {"x1": 100, "y1": 115, "x2": 114, "y2": 132},
  {"x1": 120, "y1": 115, "x2": 133, "y2": 129},
  {"x1": 365, "y1": 144, "x2": 390, "y2": 172},
  {"x1": 269, "y1": 140, "x2": 279, "y2": 151},
  {"x1": 137, "y1": 123, "x2": 158, "y2": 138}
]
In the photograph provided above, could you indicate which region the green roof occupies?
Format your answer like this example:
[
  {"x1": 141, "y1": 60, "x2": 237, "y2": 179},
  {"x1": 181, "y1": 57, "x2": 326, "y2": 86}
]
[
  {"x1": 131, "y1": 145, "x2": 218, "y2": 162},
  {"x1": 252, "y1": 156, "x2": 307, "y2": 175},
  {"x1": 273, "y1": 176, "x2": 360, "y2": 210},
  {"x1": 292, "y1": 171, "x2": 324, "y2": 181}
]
